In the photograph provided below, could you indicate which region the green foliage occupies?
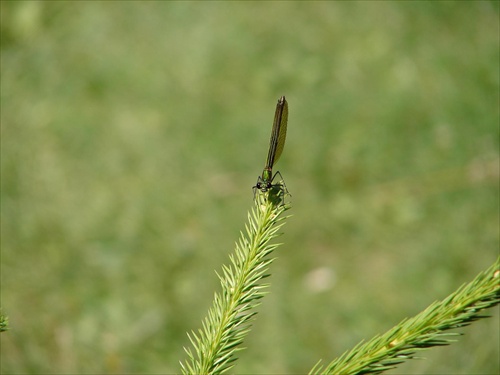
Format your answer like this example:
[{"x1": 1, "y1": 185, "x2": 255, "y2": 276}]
[
  {"x1": 0, "y1": 313, "x2": 8, "y2": 333},
  {"x1": 181, "y1": 193, "x2": 289, "y2": 374},
  {"x1": 179, "y1": 190, "x2": 498, "y2": 374},
  {"x1": 311, "y1": 258, "x2": 500, "y2": 375}
]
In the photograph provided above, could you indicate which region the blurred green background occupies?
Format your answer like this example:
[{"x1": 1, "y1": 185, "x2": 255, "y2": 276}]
[{"x1": 1, "y1": 1, "x2": 498, "y2": 374}]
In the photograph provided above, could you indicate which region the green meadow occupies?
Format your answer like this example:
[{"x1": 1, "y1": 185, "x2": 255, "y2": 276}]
[{"x1": 1, "y1": 2, "x2": 498, "y2": 374}]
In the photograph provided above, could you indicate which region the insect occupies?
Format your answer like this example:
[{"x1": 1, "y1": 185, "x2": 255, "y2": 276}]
[{"x1": 253, "y1": 96, "x2": 289, "y2": 200}]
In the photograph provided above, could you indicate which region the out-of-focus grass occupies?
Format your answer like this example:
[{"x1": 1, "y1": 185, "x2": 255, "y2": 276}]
[{"x1": 1, "y1": 2, "x2": 498, "y2": 374}]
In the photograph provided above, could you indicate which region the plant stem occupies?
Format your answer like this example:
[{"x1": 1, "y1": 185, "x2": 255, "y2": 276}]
[
  {"x1": 180, "y1": 192, "x2": 290, "y2": 375},
  {"x1": 311, "y1": 258, "x2": 500, "y2": 375}
]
